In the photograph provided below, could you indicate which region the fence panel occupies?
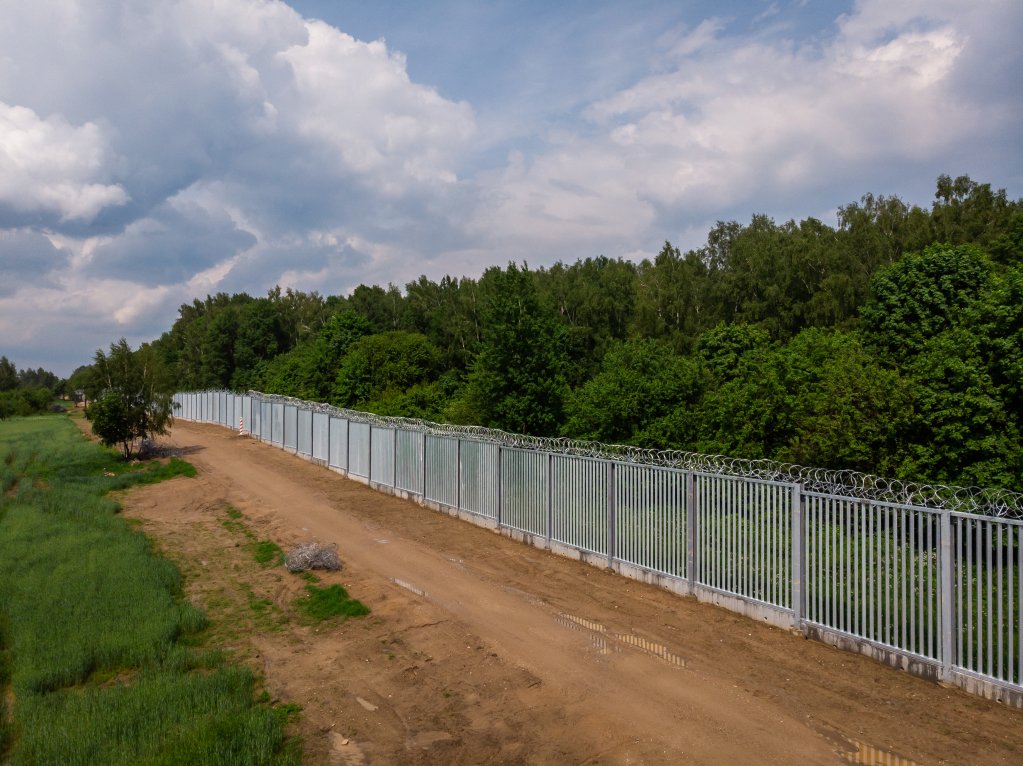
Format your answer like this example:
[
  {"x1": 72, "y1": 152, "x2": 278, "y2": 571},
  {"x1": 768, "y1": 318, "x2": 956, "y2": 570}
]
[
  {"x1": 697, "y1": 475, "x2": 793, "y2": 609},
  {"x1": 954, "y1": 514, "x2": 1023, "y2": 686},
  {"x1": 312, "y1": 412, "x2": 329, "y2": 461},
  {"x1": 395, "y1": 429, "x2": 424, "y2": 495},
  {"x1": 271, "y1": 403, "x2": 284, "y2": 445},
  {"x1": 425, "y1": 435, "x2": 458, "y2": 507},
  {"x1": 370, "y1": 427, "x2": 396, "y2": 486},
  {"x1": 283, "y1": 405, "x2": 298, "y2": 451},
  {"x1": 348, "y1": 422, "x2": 370, "y2": 477},
  {"x1": 297, "y1": 407, "x2": 312, "y2": 456},
  {"x1": 616, "y1": 464, "x2": 687, "y2": 578},
  {"x1": 460, "y1": 440, "x2": 499, "y2": 519},
  {"x1": 502, "y1": 448, "x2": 548, "y2": 537},
  {"x1": 328, "y1": 417, "x2": 348, "y2": 470},
  {"x1": 806, "y1": 495, "x2": 939, "y2": 661},
  {"x1": 551, "y1": 455, "x2": 608, "y2": 556}
]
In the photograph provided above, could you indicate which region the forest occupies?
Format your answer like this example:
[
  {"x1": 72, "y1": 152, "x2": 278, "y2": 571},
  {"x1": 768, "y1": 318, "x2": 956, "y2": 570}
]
[{"x1": 80, "y1": 175, "x2": 1023, "y2": 491}]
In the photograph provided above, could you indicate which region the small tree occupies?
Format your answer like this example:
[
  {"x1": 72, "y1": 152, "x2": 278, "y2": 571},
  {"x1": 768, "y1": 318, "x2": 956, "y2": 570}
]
[{"x1": 89, "y1": 339, "x2": 173, "y2": 459}]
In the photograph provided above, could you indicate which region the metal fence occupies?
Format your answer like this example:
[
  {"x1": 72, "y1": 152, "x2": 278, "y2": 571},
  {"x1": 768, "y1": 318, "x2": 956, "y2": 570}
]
[{"x1": 173, "y1": 389, "x2": 1023, "y2": 706}]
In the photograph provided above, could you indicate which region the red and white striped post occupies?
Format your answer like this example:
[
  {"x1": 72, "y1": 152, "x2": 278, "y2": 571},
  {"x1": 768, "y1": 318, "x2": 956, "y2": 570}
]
[{"x1": 238, "y1": 416, "x2": 245, "y2": 436}]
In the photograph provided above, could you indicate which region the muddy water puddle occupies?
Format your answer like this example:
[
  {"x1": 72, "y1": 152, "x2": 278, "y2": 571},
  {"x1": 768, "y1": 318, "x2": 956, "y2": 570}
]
[
  {"x1": 556, "y1": 612, "x2": 687, "y2": 668},
  {"x1": 838, "y1": 739, "x2": 920, "y2": 765},
  {"x1": 813, "y1": 722, "x2": 921, "y2": 765}
]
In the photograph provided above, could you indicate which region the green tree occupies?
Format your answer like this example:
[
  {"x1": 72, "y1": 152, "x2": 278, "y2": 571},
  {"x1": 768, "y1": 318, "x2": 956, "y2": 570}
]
[
  {"x1": 260, "y1": 310, "x2": 371, "y2": 400},
  {"x1": 859, "y1": 243, "x2": 993, "y2": 356},
  {"x1": 562, "y1": 339, "x2": 701, "y2": 444},
  {"x1": 538, "y1": 256, "x2": 638, "y2": 385},
  {"x1": 0, "y1": 356, "x2": 17, "y2": 391},
  {"x1": 456, "y1": 264, "x2": 568, "y2": 435},
  {"x1": 333, "y1": 330, "x2": 442, "y2": 409},
  {"x1": 695, "y1": 329, "x2": 912, "y2": 472},
  {"x1": 89, "y1": 339, "x2": 173, "y2": 459},
  {"x1": 898, "y1": 329, "x2": 1021, "y2": 486}
]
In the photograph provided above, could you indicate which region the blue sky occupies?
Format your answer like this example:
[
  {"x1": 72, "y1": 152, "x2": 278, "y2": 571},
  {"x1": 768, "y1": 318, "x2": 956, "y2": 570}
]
[{"x1": 0, "y1": 0, "x2": 1020, "y2": 376}]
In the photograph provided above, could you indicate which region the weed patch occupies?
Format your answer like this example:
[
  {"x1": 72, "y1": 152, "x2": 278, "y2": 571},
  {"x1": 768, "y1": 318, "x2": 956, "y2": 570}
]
[
  {"x1": 254, "y1": 540, "x2": 284, "y2": 567},
  {"x1": 295, "y1": 585, "x2": 370, "y2": 623}
]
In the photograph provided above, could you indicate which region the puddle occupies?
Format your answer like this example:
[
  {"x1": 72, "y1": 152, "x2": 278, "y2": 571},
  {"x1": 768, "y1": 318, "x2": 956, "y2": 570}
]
[
  {"x1": 556, "y1": 612, "x2": 686, "y2": 668},
  {"x1": 840, "y1": 740, "x2": 920, "y2": 766},
  {"x1": 555, "y1": 613, "x2": 614, "y2": 655},
  {"x1": 391, "y1": 577, "x2": 427, "y2": 598},
  {"x1": 812, "y1": 722, "x2": 921, "y2": 766}
]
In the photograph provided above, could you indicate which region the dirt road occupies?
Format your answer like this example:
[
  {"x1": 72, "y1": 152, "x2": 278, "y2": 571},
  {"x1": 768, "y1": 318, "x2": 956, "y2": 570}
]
[{"x1": 121, "y1": 421, "x2": 1023, "y2": 765}]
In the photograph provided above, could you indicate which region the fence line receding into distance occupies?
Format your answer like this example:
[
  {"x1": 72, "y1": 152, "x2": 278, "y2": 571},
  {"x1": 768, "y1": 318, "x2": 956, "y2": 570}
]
[{"x1": 174, "y1": 389, "x2": 1023, "y2": 707}]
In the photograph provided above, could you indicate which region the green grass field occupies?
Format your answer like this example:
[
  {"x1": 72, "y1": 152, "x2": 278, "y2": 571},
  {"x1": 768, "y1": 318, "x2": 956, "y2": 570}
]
[{"x1": 0, "y1": 415, "x2": 300, "y2": 765}]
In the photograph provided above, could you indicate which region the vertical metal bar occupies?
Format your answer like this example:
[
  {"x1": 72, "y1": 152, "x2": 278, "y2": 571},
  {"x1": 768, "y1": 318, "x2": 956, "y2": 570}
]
[
  {"x1": 685, "y1": 472, "x2": 696, "y2": 586},
  {"x1": 454, "y1": 437, "x2": 461, "y2": 509},
  {"x1": 997, "y1": 523, "x2": 1004, "y2": 680},
  {"x1": 1010, "y1": 525, "x2": 1016, "y2": 684},
  {"x1": 843, "y1": 499, "x2": 851, "y2": 634},
  {"x1": 607, "y1": 462, "x2": 616, "y2": 566},
  {"x1": 791, "y1": 483, "x2": 803, "y2": 626},
  {"x1": 967, "y1": 519, "x2": 975, "y2": 670},
  {"x1": 423, "y1": 433, "x2": 429, "y2": 499},
  {"x1": 987, "y1": 521, "x2": 994, "y2": 676},
  {"x1": 912, "y1": 507, "x2": 920, "y2": 650},
  {"x1": 899, "y1": 509, "x2": 907, "y2": 649},
  {"x1": 1018, "y1": 525, "x2": 1022, "y2": 684},
  {"x1": 496, "y1": 446, "x2": 503, "y2": 528},
  {"x1": 927, "y1": 513, "x2": 934, "y2": 658}
]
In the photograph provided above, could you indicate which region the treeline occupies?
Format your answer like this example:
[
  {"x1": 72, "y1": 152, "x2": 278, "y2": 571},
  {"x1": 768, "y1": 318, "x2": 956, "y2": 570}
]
[
  {"x1": 0, "y1": 356, "x2": 63, "y2": 419},
  {"x1": 147, "y1": 175, "x2": 1022, "y2": 489}
]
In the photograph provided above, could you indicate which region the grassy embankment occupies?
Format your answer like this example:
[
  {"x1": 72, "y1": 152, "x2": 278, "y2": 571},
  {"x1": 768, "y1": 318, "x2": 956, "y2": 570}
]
[{"x1": 0, "y1": 414, "x2": 301, "y2": 765}]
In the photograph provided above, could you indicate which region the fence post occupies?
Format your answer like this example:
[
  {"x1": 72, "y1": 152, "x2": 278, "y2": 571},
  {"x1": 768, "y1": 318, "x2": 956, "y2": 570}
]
[
  {"x1": 496, "y1": 446, "x2": 503, "y2": 528},
  {"x1": 687, "y1": 472, "x2": 697, "y2": 589},
  {"x1": 389, "y1": 428, "x2": 394, "y2": 483},
  {"x1": 940, "y1": 508, "x2": 954, "y2": 682},
  {"x1": 455, "y1": 438, "x2": 461, "y2": 510},
  {"x1": 607, "y1": 462, "x2": 617, "y2": 567},
  {"x1": 791, "y1": 483, "x2": 805, "y2": 628},
  {"x1": 422, "y1": 432, "x2": 428, "y2": 499},
  {"x1": 546, "y1": 454, "x2": 553, "y2": 544}
]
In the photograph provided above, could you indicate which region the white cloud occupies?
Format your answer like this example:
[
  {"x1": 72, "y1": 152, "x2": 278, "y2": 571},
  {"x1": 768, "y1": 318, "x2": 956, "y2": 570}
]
[
  {"x1": 464, "y1": 0, "x2": 1015, "y2": 261},
  {"x1": 0, "y1": 0, "x2": 1018, "y2": 376},
  {"x1": 278, "y1": 21, "x2": 475, "y2": 189},
  {"x1": 0, "y1": 102, "x2": 128, "y2": 222},
  {"x1": 0, "y1": 0, "x2": 480, "y2": 373}
]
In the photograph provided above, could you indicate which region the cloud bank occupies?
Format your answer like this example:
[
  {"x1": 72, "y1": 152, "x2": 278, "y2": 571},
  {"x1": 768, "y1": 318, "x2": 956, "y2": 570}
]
[{"x1": 0, "y1": 0, "x2": 1019, "y2": 374}]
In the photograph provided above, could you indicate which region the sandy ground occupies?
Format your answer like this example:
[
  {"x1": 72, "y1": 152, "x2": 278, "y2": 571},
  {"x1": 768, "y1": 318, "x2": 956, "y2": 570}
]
[{"x1": 111, "y1": 421, "x2": 1023, "y2": 765}]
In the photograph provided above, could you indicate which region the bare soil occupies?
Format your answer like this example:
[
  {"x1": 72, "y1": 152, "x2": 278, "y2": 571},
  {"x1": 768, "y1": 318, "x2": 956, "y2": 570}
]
[{"x1": 113, "y1": 421, "x2": 1023, "y2": 765}]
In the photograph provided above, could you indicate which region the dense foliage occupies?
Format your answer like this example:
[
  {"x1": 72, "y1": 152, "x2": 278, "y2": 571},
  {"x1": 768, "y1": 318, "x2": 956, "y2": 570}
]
[
  {"x1": 0, "y1": 356, "x2": 63, "y2": 419},
  {"x1": 134, "y1": 175, "x2": 1021, "y2": 489}
]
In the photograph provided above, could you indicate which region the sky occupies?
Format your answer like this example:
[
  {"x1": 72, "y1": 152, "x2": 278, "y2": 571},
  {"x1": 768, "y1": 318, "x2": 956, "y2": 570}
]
[{"x1": 0, "y1": 0, "x2": 1021, "y2": 377}]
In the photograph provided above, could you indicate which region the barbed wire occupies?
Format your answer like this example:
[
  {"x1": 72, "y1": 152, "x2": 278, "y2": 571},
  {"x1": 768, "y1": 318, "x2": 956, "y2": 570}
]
[{"x1": 177, "y1": 390, "x2": 1023, "y2": 519}]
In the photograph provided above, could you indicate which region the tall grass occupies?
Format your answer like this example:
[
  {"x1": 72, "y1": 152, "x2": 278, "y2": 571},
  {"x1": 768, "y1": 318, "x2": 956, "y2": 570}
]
[{"x1": 0, "y1": 415, "x2": 299, "y2": 765}]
